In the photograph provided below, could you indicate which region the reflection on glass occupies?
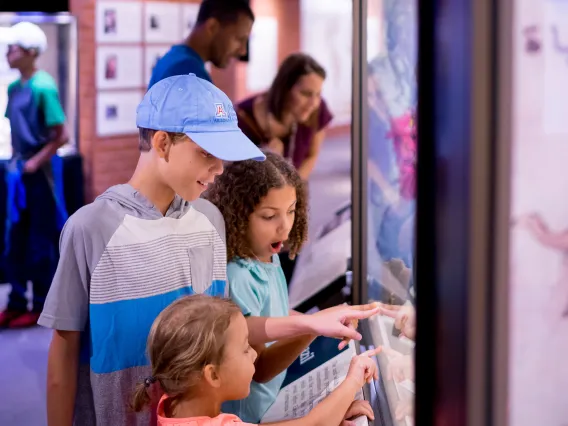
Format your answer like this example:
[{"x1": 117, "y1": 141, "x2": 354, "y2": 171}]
[
  {"x1": 366, "y1": 0, "x2": 417, "y2": 424},
  {"x1": 508, "y1": 1, "x2": 568, "y2": 424}
]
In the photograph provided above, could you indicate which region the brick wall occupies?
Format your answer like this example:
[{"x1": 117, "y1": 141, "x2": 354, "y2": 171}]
[{"x1": 71, "y1": 0, "x2": 301, "y2": 201}]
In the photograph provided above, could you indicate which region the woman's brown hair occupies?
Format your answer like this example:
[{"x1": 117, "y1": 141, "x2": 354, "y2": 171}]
[
  {"x1": 266, "y1": 53, "x2": 326, "y2": 122},
  {"x1": 203, "y1": 151, "x2": 309, "y2": 261},
  {"x1": 131, "y1": 295, "x2": 241, "y2": 413}
]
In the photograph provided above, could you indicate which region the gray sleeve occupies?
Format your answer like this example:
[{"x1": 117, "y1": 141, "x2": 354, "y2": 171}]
[
  {"x1": 38, "y1": 216, "x2": 90, "y2": 331},
  {"x1": 38, "y1": 203, "x2": 119, "y2": 331}
]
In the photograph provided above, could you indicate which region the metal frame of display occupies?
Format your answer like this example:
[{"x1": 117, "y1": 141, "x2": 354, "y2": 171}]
[
  {"x1": 351, "y1": 0, "x2": 368, "y2": 308},
  {"x1": 351, "y1": 2, "x2": 396, "y2": 425},
  {"x1": 351, "y1": 0, "x2": 513, "y2": 424},
  {"x1": 492, "y1": 0, "x2": 514, "y2": 423}
]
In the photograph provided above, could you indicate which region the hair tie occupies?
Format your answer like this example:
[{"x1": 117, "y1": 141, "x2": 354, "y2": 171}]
[{"x1": 144, "y1": 376, "x2": 157, "y2": 388}]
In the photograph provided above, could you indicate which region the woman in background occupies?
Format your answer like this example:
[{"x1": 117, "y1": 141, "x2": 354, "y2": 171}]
[
  {"x1": 236, "y1": 53, "x2": 333, "y2": 181},
  {"x1": 235, "y1": 53, "x2": 333, "y2": 283}
]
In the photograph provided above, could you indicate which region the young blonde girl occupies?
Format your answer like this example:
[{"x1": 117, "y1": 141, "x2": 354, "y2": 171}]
[
  {"x1": 132, "y1": 294, "x2": 379, "y2": 425},
  {"x1": 204, "y1": 151, "x2": 362, "y2": 422}
]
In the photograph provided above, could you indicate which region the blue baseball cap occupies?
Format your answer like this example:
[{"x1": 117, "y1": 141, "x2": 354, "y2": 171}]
[{"x1": 137, "y1": 73, "x2": 265, "y2": 162}]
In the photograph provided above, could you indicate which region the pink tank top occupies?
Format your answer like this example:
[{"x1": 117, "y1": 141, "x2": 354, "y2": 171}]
[{"x1": 157, "y1": 396, "x2": 256, "y2": 426}]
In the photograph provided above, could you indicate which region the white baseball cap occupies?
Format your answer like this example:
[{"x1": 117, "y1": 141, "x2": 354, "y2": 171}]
[{"x1": 0, "y1": 22, "x2": 48, "y2": 54}]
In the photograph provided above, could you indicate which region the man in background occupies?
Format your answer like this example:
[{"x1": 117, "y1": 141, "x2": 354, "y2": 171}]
[
  {"x1": 149, "y1": 0, "x2": 253, "y2": 88},
  {"x1": 0, "y1": 22, "x2": 68, "y2": 328}
]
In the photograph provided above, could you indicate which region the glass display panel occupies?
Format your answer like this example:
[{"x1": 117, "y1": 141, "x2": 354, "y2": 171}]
[
  {"x1": 0, "y1": 13, "x2": 77, "y2": 159},
  {"x1": 365, "y1": 0, "x2": 417, "y2": 424},
  {"x1": 508, "y1": 0, "x2": 568, "y2": 424}
]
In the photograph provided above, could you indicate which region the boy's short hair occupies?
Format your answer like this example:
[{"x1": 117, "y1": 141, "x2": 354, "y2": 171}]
[
  {"x1": 196, "y1": 0, "x2": 255, "y2": 25},
  {"x1": 138, "y1": 128, "x2": 187, "y2": 152}
]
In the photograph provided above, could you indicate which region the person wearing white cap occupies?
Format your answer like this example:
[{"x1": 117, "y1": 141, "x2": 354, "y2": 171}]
[{"x1": 0, "y1": 21, "x2": 69, "y2": 329}]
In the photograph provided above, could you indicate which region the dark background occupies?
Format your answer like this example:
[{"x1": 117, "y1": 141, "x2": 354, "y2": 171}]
[{"x1": 0, "y1": 2, "x2": 69, "y2": 13}]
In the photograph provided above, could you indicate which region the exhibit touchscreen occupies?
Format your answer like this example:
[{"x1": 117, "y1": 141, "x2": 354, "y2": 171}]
[{"x1": 365, "y1": 0, "x2": 417, "y2": 424}]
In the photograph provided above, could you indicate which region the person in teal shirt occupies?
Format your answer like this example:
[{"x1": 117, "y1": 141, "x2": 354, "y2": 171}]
[
  {"x1": 205, "y1": 151, "x2": 380, "y2": 422},
  {"x1": 0, "y1": 21, "x2": 69, "y2": 328},
  {"x1": 204, "y1": 151, "x2": 313, "y2": 422},
  {"x1": 224, "y1": 255, "x2": 291, "y2": 421}
]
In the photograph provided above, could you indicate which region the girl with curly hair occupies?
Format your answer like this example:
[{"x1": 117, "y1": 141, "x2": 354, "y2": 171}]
[{"x1": 203, "y1": 151, "x2": 326, "y2": 422}]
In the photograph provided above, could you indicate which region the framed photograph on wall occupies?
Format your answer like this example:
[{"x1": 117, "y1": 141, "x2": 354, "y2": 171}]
[
  {"x1": 96, "y1": 90, "x2": 143, "y2": 137},
  {"x1": 181, "y1": 3, "x2": 200, "y2": 39},
  {"x1": 96, "y1": 46, "x2": 143, "y2": 90},
  {"x1": 144, "y1": 45, "x2": 171, "y2": 86},
  {"x1": 96, "y1": 1, "x2": 143, "y2": 43},
  {"x1": 145, "y1": 2, "x2": 182, "y2": 43}
]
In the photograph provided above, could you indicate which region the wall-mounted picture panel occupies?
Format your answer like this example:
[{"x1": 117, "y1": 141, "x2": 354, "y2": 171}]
[
  {"x1": 96, "y1": 46, "x2": 143, "y2": 90},
  {"x1": 96, "y1": 1, "x2": 143, "y2": 43},
  {"x1": 145, "y1": 2, "x2": 182, "y2": 44}
]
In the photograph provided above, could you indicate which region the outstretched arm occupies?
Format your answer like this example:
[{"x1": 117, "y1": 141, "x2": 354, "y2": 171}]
[
  {"x1": 252, "y1": 333, "x2": 316, "y2": 383},
  {"x1": 246, "y1": 304, "x2": 380, "y2": 347},
  {"x1": 297, "y1": 130, "x2": 325, "y2": 180}
]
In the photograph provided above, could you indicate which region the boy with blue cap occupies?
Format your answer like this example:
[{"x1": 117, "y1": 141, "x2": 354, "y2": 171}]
[{"x1": 39, "y1": 74, "x2": 378, "y2": 426}]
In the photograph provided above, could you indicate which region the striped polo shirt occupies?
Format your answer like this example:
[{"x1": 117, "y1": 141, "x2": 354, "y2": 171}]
[{"x1": 38, "y1": 184, "x2": 227, "y2": 426}]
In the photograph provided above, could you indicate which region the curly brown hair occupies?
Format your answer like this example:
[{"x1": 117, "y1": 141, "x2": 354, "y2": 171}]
[{"x1": 203, "y1": 151, "x2": 308, "y2": 261}]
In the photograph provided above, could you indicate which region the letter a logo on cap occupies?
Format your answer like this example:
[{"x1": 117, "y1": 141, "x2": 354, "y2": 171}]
[{"x1": 214, "y1": 103, "x2": 227, "y2": 119}]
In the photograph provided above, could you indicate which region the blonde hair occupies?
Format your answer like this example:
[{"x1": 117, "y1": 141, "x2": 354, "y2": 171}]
[{"x1": 131, "y1": 295, "x2": 242, "y2": 413}]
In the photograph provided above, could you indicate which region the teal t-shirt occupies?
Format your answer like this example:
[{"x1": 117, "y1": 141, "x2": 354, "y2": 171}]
[
  {"x1": 222, "y1": 254, "x2": 290, "y2": 423},
  {"x1": 5, "y1": 70, "x2": 66, "y2": 159}
]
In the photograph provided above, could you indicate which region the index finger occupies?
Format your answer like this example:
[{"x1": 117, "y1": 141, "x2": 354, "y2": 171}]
[
  {"x1": 350, "y1": 302, "x2": 382, "y2": 311},
  {"x1": 381, "y1": 307, "x2": 403, "y2": 319},
  {"x1": 381, "y1": 304, "x2": 403, "y2": 312},
  {"x1": 343, "y1": 306, "x2": 381, "y2": 320},
  {"x1": 360, "y1": 346, "x2": 382, "y2": 358}
]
